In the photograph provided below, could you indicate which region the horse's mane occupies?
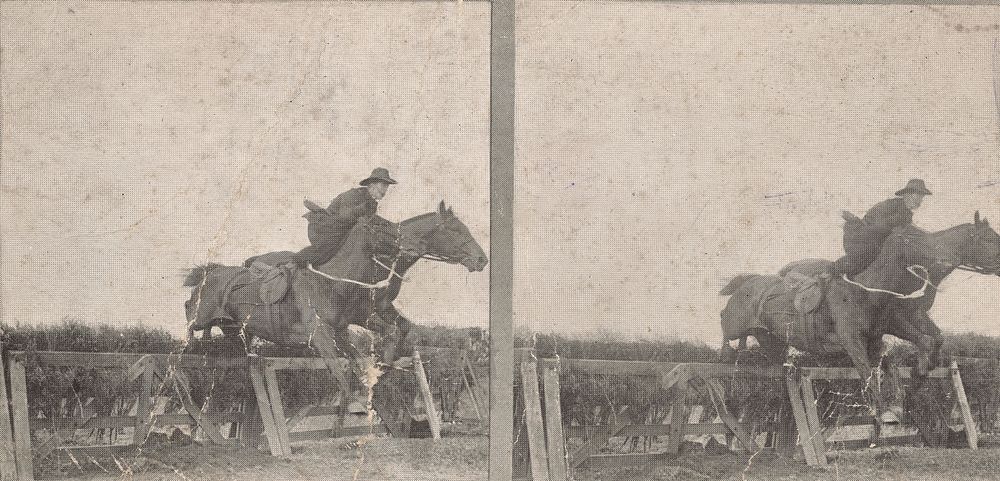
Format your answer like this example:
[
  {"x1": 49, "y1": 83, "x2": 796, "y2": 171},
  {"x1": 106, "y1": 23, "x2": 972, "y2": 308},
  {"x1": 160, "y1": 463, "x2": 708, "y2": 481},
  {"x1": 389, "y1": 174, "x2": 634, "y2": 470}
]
[
  {"x1": 890, "y1": 224, "x2": 928, "y2": 237},
  {"x1": 401, "y1": 211, "x2": 437, "y2": 225},
  {"x1": 340, "y1": 212, "x2": 436, "y2": 255},
  {"x1": 879, "y1": 223, "x2": 974, "y2": 267}
]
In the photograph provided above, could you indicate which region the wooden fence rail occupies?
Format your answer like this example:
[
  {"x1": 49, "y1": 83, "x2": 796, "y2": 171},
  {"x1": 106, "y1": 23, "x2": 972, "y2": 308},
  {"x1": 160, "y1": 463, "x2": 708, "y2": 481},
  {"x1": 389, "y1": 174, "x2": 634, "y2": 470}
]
[
  {"x1": 0, "y1": 345, "x2": 481, "y2": 480},
  {"x1": 516, "y1": 349, "x2": 981, "y2": 478}
]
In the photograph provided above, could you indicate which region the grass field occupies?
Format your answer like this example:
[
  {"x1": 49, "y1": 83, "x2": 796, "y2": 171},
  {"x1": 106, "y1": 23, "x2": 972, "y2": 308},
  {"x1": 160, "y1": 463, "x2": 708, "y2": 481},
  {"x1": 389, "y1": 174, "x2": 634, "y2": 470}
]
[
  {"x1": 46, "y1": 427, "x2": 487, "y2": 481},
  {"x1": 573, "y1": 446, "x2": 1000, "y2": 481}
]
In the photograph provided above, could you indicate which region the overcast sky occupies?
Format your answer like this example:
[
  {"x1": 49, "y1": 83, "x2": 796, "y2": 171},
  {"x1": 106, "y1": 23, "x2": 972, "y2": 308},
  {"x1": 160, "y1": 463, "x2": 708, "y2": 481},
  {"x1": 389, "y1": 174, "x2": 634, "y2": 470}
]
[
  {"x1": 5, "y1": 2, "x2": 1000, "y2": 347},
  {"x1": 516, "y1": 3, "x2": 1000, "y2": 344},
  {"x1": 1, "y1": 2, "x2": 490, "y2": 338}
]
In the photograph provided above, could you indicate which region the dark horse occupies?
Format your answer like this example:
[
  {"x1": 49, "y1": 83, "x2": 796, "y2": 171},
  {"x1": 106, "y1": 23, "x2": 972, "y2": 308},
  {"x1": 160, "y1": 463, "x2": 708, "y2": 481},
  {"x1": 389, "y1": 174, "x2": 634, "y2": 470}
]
[
  {"x1": 183, "y1": 201, "x2": 487, "y2": 436},
  {"x1": 719, "y1": 212, "x2": 1000, "y2": 408}
]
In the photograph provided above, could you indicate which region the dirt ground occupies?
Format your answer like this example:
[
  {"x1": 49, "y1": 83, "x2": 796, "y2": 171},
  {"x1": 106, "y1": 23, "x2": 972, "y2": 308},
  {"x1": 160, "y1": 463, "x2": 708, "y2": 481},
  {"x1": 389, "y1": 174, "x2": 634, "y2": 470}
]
[
  {"x1": 39, "y1": 432, "x2": 1000, "y2": 480},
  {"x1": 573, "y1": 446, "x2": 1000, "y2": 481},
  {"x1": 41, "y1": 429, "x2": 487, "y2": 481}
]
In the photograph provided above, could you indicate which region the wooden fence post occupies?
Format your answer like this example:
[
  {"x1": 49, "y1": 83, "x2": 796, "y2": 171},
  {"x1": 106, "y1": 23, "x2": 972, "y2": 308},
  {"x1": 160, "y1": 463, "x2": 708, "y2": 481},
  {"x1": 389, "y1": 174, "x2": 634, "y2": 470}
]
[
  {"x1": 519, "y1": 358, "x2": 549, "y2": 481},
  {"x1": 665, "y1": 373, "x2": 690, "y2": 454},
  {"x1": 134, "y1": 363, "x2": 154, "y2": 445},
  {"x1": 465, "y1": 346, "x2": 486, "y2": 417},
  {"x1": 0, "y1": 346, "x2": 18, "y2": 480},
  {"x1": 541, "y1": 361, "x2": 568, "y2": 481},
  {"x1": 786, "y1": 373, "x2": 819, "y2": 466},
  {"x1": 413, "y1": 351, "x2": 442, "y2": 440},
  {"x1": 8, "y1": 356, "x2": 33, "y2": 481},
  {"x1": 262, "y1": 362, "x2": 291, "y2": 456},
  {"x1": 951, "y1": 361, "x2": 978, "y2": 450},
  {"x1": 461, "y1": 348, "x2": 483, "y2": 421},
  {"x1": 799, "y1": 374, "x2": 827, "y2": 464},
  {"x1": 247, "y1": 357, "x2": 284, "y2": 456}
]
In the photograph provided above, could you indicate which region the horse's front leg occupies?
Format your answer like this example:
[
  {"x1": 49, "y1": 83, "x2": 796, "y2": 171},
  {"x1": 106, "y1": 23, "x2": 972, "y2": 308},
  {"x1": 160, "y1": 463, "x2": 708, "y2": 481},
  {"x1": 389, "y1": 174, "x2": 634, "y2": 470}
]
[
  {"x1": 306, "y1": 323, "x2": 354, "y2": 433},
  {"x1": 910, "y1": 308, "x2": 944, "y2": 369},
  {"x1": 297, "y1": 292, "x2": 358, "y2": 423},
  {"x1": 839, "y1": 328, "x2": 888, "y2": 445},
  {"x1": 828, "y1": 290, "x2": 881, "y2": 415},
  {"x1": 375, "y1": 302, "x2": 412, "y2": 363},
  {"x1": 886, "y1": 307, "x2": 936, "y2": 377}
]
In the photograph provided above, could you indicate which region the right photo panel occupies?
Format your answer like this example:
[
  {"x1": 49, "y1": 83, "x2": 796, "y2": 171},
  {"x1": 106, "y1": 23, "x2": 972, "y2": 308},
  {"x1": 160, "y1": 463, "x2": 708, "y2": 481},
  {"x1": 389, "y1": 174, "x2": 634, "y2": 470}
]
[{"x1": 514, "y1": 3, "x2": 1000, "y2": 479}]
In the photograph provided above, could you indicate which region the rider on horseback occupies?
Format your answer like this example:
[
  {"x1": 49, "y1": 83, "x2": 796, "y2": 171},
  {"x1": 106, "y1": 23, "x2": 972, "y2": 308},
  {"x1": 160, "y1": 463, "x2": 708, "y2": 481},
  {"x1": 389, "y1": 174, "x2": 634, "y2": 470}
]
[
  {"x1": 291, "y1": 168, "x2": 397, "y2": 268},
  {"x1": 827, "y1": 179, "x2": 932, "y2": 278}
]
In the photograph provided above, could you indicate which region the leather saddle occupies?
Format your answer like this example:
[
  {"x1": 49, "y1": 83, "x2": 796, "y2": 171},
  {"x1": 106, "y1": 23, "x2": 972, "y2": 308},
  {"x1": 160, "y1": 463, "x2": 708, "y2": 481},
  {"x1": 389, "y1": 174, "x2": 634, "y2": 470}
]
[
  {"x1": 248, "y1": 261, "x2": 292, "y2": 305},
  {"x1": 782, "y1": 272, "x2": 823, "y2": 314}
]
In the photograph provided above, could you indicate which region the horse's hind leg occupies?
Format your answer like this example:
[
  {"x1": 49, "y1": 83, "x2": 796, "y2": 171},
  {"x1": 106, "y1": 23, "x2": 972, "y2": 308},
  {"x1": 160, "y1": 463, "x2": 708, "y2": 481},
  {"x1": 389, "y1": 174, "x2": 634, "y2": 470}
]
[
  {"x1": 749, "y1": 329, "x2": 786, "y2": 365},
  {"x1": 720, "y1": 338, "x2": 739, "y2": 364}
]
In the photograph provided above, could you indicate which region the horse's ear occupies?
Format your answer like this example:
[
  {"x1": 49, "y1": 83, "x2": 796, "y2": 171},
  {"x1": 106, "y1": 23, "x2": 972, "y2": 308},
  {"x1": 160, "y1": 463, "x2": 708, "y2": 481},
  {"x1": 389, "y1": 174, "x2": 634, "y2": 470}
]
[
  {"x1": 975, "y1": 210, "x2": 982, "y2": 225},
  {"x1": 439, "y1": 200, "x2": 446, "y2": 215},
  {"x1": 447, "y1": 206, "x2": 454, "y2": 216}
]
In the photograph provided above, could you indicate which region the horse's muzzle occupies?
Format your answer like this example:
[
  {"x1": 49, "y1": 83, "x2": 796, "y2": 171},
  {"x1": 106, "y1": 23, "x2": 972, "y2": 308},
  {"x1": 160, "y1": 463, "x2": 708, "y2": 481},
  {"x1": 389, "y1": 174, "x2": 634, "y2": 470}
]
[{"x1": 463, "y1": 255, "x2": 489, "y2": 272}]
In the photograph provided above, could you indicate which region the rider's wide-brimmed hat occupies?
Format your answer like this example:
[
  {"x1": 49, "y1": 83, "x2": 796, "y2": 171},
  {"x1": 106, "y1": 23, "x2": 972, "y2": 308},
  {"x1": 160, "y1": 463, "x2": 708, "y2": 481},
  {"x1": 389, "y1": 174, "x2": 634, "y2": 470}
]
[
  {"x1": 895, "y1": 179, "x2": 932, "y2": 196},
  {"x1": 359, "y1": 167, "x2": 397, "y2": 186}
]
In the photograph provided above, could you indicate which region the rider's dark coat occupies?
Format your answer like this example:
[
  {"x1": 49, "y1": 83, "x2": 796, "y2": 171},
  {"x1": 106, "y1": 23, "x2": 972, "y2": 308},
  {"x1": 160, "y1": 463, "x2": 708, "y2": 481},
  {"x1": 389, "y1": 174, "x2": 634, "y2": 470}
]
[
  {"x1": 833, "y1": 197, "x2": 914, "y2": 276},
  {"x1": 293, "y1": 187, "x2": 378, "y2": 266}
]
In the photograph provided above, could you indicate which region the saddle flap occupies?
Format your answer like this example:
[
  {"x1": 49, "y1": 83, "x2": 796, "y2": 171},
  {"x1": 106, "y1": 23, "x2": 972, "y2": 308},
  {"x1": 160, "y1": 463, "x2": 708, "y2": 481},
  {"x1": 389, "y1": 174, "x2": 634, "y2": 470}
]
[
  {"x1": 782, "y1": 272, "x2": 823, "y2": 314},
  {"x1": 253, "y1": 261, "x2": 291, "y2": 305},
  {"x1": 793, "y1": 281, "x2": 823, "y2": 314}
]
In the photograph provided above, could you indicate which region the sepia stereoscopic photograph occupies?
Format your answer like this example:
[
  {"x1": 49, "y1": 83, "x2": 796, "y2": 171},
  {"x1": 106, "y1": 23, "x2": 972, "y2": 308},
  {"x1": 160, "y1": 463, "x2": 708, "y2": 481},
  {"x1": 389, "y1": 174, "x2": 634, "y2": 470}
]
[
  {"x1": 8, "y1": 0, "x2": 1000, "y2": 480},
  {"x1": 1, "y1": 2, "x2": 490, "y2": 479},
  {"x1": 513, "y1": 3, "x2": 1000, "y2": 480}
]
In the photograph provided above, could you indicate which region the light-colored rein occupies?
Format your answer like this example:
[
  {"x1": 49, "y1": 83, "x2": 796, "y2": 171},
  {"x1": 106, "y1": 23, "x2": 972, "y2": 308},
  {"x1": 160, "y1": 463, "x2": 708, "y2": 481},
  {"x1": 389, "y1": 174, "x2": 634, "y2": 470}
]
[
  {"x1": 842, "y1": 265, "x2": 936, "y2": 299},
  {"x1": 306, "y1": 216, "x2": 460, "y2": 289},
  {"x1": 307, "y1": 259, "x2": 400, "y2": 290}
]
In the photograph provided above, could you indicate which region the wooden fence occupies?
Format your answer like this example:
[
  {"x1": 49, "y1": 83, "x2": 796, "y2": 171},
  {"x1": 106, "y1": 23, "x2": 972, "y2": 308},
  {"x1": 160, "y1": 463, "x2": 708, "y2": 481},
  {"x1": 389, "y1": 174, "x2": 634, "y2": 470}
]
[
  {"x1": 514, "y1": 349, "x2": 979, "y2": 479},
  {"x1": 0, "y1": 345, "x2": 483, "y2": 480}
]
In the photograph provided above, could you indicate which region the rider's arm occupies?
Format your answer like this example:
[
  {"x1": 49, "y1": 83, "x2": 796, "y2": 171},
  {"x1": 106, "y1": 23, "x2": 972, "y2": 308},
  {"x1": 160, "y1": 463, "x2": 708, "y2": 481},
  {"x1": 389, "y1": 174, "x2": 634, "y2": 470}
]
[
  {"x1": 328, "y1": 188, "x2": 377, "y2": 220},
  {"x1": 864, "y1": 198, "x2": 912, "y2": 234}
]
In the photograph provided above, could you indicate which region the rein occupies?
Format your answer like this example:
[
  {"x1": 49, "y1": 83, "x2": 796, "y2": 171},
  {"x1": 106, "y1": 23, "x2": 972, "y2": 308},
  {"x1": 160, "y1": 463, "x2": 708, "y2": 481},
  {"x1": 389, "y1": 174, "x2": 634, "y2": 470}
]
[
  {"x1": 308, "y1": 213, "x2": 471, "y2": 288},
  {"x1": 307, "y1": 262, "x2": 398, "y2": 290},
  {"x1": 955, "y1": 264, "x2": 999, "y2": 274},
  {"x1": 842, "y1": 265, "x2": 936, "y2": 299}
]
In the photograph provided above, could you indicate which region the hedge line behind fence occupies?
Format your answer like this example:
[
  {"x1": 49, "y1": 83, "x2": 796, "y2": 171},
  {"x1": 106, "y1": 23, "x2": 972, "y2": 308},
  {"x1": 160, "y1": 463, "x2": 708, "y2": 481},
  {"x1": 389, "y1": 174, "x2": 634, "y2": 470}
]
[
  {"x1": 516, "y1": 332, "x2": 1000, "y2": 439},
  {"x1": 2, "y1": 320, "x2": 487, "y2": 425}
]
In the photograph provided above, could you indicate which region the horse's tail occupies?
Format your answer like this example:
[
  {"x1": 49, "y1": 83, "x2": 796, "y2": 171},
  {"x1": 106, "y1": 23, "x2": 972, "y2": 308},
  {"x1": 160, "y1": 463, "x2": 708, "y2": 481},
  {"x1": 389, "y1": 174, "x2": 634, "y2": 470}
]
[
  {"x1": 182, "y1": 263, "x2": 224, "y2": 287},
  {"x1": 720, "y1": 274, "x2": 758, "y2": 296}
]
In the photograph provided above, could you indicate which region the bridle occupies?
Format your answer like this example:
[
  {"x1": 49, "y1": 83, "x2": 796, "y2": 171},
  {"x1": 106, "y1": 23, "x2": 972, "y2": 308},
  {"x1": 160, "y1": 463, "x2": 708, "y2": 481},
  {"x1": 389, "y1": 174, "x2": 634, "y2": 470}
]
[
  {"x1": 396, "y1": 215, "x2": 479, "y2": 266},
  {"x1": 310, "y1": 214, "x2": 477, "y2": 289},
  {"x1": 955, "y1": 264, "x2": 1000, "y2": 275},
  {"x1": 953, "y1": 225, "x2": 1000, "y2": 275}
]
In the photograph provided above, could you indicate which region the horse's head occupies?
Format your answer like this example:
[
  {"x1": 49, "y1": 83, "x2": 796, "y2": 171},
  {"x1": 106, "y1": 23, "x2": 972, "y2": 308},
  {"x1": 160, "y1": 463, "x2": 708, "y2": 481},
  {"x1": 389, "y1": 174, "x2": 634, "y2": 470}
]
[
  {"x1": 962, "y1": 211, "x2": 1000, "y2": 275},
  {"x1": 403, "y1": 201, "x2": 487, "y2": 272}
]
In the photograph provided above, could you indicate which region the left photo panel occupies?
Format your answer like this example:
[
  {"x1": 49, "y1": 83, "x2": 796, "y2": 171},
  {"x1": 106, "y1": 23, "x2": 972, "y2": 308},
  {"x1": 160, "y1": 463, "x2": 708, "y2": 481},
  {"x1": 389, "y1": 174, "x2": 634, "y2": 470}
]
[{"x1": 0, "y1": 2, "x2": 490, "y2": 479}]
